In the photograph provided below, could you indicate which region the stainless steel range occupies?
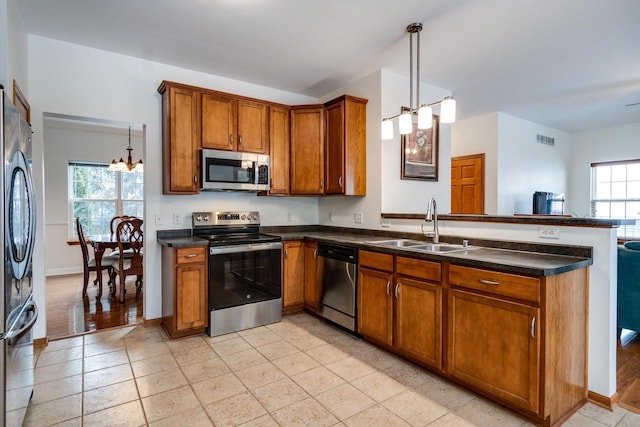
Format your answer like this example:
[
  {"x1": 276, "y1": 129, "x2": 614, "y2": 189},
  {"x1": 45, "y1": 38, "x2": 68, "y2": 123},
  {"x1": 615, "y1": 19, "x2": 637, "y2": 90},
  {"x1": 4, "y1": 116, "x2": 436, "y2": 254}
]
[{"x1": 192, "y1": 211, "x2": 282, "y2": 337}]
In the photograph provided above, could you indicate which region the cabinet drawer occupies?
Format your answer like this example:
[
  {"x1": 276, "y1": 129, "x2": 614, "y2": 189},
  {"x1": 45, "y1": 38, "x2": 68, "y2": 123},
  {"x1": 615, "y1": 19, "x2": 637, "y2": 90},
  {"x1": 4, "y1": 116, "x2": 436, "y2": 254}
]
[
  {"x1": 176, "y1": 247, "x2": 207, "y2": 264},
  {"x1": 449, "y1": 265, "x2": 540, "y2": 303},
  {"x1": 396, "y1": 256, "x2": 441, "y2": 282},
  {"x1": 359, "y1": 250, "x2": 393, "y2": 272}
]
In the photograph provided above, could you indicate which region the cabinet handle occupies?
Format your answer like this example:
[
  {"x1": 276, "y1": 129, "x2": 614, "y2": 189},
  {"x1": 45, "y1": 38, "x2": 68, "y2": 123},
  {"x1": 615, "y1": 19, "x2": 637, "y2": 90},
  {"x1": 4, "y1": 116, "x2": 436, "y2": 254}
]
[
  {"x1": 479, "y1": 279, "x2": 500, "y2": 286},
  {"x1": 313, "y1": 249, "x2": 317, "y2": 259},
  {"x1": 320, "y1": 179, "x2": 324, "y2": 189},
  {"x1": 394, "y1": 283, "x2": 399, "y2": 299},
  {"x1": 229, "y1": 134, "x2": 233, "y2": 146},
  {"x1": 531, "y1": 316, "x2": 536, "y2": 339},
  {"x1": 239, "y1": 135, "x2": 243, "y2": 145},
  {"x1": 194, "y1": 175, "x2": 198, "y2": 184},
  {"x1": 184, "y1": 254, "x2": 198, "y2": 258},
  {"x1": 285, "y1": 248, "x2": 288, "y2": 258},
  {"x1": 338, "y1": 176, "x2": 343, "y2": 188},
  {"x1": 386, "y1": 281, "x2": 390, "y2": 296}
]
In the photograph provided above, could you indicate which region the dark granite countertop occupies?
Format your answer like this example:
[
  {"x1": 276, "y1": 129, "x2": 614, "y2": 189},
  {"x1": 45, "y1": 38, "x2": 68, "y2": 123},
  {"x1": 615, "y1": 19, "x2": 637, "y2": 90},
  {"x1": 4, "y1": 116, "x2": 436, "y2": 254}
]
[{"x1": 156, "y1": 229, "x2": 209, "y2": 248}]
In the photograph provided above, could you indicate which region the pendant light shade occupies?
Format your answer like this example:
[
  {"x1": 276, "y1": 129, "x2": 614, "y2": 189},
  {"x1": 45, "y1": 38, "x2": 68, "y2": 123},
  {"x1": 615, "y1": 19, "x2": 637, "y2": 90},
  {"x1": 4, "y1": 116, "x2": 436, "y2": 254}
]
[
  {"x1": 381, "y1": 119, "x2": 394, "y2": 140},
  {"x1": 399, "y1": 112, "x2": 413, "y2": 135},
  {"x1": 440, "y1": 96, "x2": 456, "y2": 124},
  {"x1": 417, "y1": 105, "x2": 433, "y2": 129},
  {"x1": 108, "y1": 127, "x2": 143, "y2": 173}
]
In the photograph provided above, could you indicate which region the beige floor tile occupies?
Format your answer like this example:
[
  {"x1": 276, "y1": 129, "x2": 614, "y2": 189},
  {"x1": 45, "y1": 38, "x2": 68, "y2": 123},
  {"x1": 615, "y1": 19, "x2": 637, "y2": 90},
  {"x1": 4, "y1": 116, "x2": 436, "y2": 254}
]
[
  {"x1": 192, "y1": 372, "x2": 247, "y2": 405},
  {"x1": 316, "y1": 383, "x2": 376, "y2": 420},
  {"x1": 292, "y1": 366, "x2": 346, "y2": 395},
  {"x1": 83, "y1": 328, "x2": 124, "y2": 345},
  {"x1": 271, "y1": 397, "x2": 339, "y2": 427},
  {"x1": 135, "y1": 366, "x2": 188, "y2": 398},
  {"x1": 242, "y1": 329, "x2": 282, "y2": 347},
  {"x1": 237, "y1": 325, "x2": 270, "y2": 336},
  {"x1": 253, "y1": 377, "x2": 309, "y2": 411},
  {"x1": 272, "y1": 351, "x2": 320, "y2": 376},
  {"x1": 382, "y1": 390, "x2": 449, "y2": 426},
  {"x1": 203, "y1": 331, "x2": 240, "y2": 344},
  {"x1": 142, "y1": 385, "x2": 201, "y2": 423},
  {"x1": 181, "y1": 356, "x2": 230, "y2": 383},
  {"x1": 203, "y1": 391, "x2": 267, "y2": 427},
  {"x1": 326, "y1": 356, "x2": 376, "y2": 382},
  {"x1": 351, "y1": 371, "x2": 406, "y2": 402},
  {"x1": 84, "y1": 340, "x2": 126, "y2": 357},
  {"x1": 255, "y1": 340, "x2": 300, "y2": 360},
  {"x1": 34, "y1": 359, "x2": 83, "y2": 384},
  {"x1": 618, "y1": 411, "x2": 640, "y2": 427},
  {"x1": 123, "y1": 329, "x2": 166, "y2": 348},
  {"x1": 266, "y1": 320, "x2": 308, "y2": 340},
  {"x1": 352, "y1": 346, "x2": 400, "y2": 370},
  {"x1": 83, "y1": 379, "x2": 139, "y2": 414},
  {"x1": 416, "y1": 374, "x2": 476, "y2": 410},
  {"x1": 454, "y1": 398, "x2": 526, "y2": 427},
  {"x1": 166, "y1": 335, "x2": 207, "y2": 352},
  {"x1": 382, "y1": 359, "x2": 432, "y2": 388},
  {"x1": 149, "y1": 406, "x2": 214, "y2": 427},
  {"x1": 288, "y1": 333, "x2": 327, "y2": 351},
  {"x1": 131, "y1": 353, "x2": 178, "y2": 378},
  {"x1": 30, "y1": 375, "x2": 82, "y2": 405},
  {"x1": 42, "y1": 337, "x2": 83, "y2": 352},
  {"x1": 126, "y1": 341, "x2": 171, "y2": 362},
  {"x1": 238, "y1": 414, "x2": 279, "y2": 426},
  {"x1": 50, "y1": 417, "x2": 83, "y2": 426},
  {"x1": 84, "y1": 349, "x2": 129, "y2": 372},
  {"x1": 211, "y1": 336, "x2": 252, "y2": 356},
  {"x1": 36, "y1": 346, "x2": 83, "y2": 367},
  {"x1": 221, "y1": 348, "x2": 268, "y2": 371},
  {"x1": 428, "y1": 412, "x2": 478, "y2": 427},
  {"x1": 306, "y1": 344, "x2": 350, "y2": 364},
  {"x1": 343, "y1": 404, "x2": 410, "y2": 427},
  {"x1": 84, "y1": 363, "x2": 133, "y2": 391},
  {"x1": 577, "y1": 402, "x2": 627, "y2": 426},
  {"x1": 23, "y1": 393, "x2": 82, "y2": 426},
  {"x1": 560, "y1": 412, "x2": 608, "y2": 427},
  {"x1": 236, "y1": 361, "x2": 286, "y2": 389},
  {"x1": 173, "y1": 344, "x2": 217, "y2": 366},
  {"x1": 82, "y1": 399, "x2": 146, "y2": 427}
]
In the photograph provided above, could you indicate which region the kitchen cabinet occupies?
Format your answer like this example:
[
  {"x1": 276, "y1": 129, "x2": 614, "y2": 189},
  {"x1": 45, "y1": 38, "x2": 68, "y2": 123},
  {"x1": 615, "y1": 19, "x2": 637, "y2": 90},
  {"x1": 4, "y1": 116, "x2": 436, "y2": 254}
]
[
  {"x1": 268, "y1": 106, "x2": 290, "y2": 195},
  {"x1": 304, "y1": 241, "x2": 319, "y2": 312},
  {"x1": 358, "y1": 250, "x2": 442, "y2": 369},
  {"x1": 290, "y1": 107, "x2": 324, "y2": 195},
  {"x1": 158, "y1": 82, "x2": 200, "y2": 194},
  {"x1": 324, "y1": 96, "x2": 367, "y2": 196},
  {"x1": 161, "y1": 246, "x2": 208, "y2": 338},
  {"x1": 446, "y1": 264, "x2": 588, "y2": 424},
  {"x1": 202, "y1": 92, "x2": 268, "y2": 154},
  {"x1": 283, "y1": 240, "x2": 305, "y2": 313}
]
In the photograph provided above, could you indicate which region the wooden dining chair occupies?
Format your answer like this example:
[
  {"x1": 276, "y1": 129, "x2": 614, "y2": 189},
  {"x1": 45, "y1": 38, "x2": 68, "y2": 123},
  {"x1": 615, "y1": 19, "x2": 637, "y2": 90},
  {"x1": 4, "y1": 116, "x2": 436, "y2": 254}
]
[
  {"x1": 109, "y1": 215, "x2": 138, "y2": 258},
  {"x1": 76, "y1": 217, "x2": 118, "y2": 297},
  {"x1": 110, "y1": 218, "x2": 144, "y2": 303}
]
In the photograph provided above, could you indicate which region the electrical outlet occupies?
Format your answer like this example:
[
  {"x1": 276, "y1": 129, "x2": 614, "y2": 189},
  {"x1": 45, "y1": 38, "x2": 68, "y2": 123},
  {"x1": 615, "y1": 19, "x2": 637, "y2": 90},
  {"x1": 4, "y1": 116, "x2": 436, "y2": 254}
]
[
  {"x1": 329, "y1": 212, "x2": 335, "y2": 222},
  {"x1": 538, "y1": 226, "x2": 560, "y2": 239},
  {"x1": 287, "y1": 212, "x2": 292, "y2": 222},
  {"x1": 354, "y1": 212, "x2": 363, "y2": 224},
  {"x1": 155, "y1": 214, "x2": 163, "y2": 226},
  {"x1": 381, "y1": 220, "x2": 391, "y2": 228},
  {"x1": 173, "y1": 213, "x2": 181, "y2": 225}
]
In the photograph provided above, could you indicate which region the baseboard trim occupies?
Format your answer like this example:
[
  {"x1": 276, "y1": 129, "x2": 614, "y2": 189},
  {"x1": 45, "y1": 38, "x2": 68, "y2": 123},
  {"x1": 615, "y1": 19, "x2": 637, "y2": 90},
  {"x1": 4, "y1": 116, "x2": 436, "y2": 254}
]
[
  {"x1": 46, "y1": 267, "x2": 83, "y2": 277},
  {"x1": 587, "y1": 390, "x2": 618, "y2": 410},
  {"x1": 33, "y1": 337, "x2": 49, "y2": 347},
  {"x1": 143, "y1": 317, "x2": 162, "y2": 327}
]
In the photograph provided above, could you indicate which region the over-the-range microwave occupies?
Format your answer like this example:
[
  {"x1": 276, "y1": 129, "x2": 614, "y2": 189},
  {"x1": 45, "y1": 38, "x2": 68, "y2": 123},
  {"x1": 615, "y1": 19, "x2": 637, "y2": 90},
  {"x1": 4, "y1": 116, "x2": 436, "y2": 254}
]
[{"x1": 201, "y1": 148, "x2": 270, "y2": 192}]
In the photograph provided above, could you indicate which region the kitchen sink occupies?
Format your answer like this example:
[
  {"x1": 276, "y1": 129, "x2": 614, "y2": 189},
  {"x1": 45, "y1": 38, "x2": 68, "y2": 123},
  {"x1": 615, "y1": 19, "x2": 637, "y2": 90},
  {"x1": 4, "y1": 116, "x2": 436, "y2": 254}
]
[
  {"x1": 367, "y1": 239, "x2": 427, "y2": 247},
  {"x1": 368, "y1": 239, "x2": 476, "y2": 254},
  {"x1": 411, "y1": 243, "x2": 472, "y2": 253}
]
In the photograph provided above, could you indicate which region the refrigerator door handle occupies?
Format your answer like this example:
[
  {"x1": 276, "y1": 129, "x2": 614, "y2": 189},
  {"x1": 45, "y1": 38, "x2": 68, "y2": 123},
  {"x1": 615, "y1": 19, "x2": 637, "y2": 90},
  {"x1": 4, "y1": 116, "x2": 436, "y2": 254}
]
[{"x1": 4, "y1": 301, "x2": 38, "y2": 346}]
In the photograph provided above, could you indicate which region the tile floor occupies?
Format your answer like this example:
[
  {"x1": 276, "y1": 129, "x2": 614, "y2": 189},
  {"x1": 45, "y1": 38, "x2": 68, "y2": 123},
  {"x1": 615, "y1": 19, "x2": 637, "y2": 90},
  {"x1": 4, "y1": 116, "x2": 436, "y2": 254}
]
[{"x1": 25, "y1": 313, "x2": 640, "y2": 426}]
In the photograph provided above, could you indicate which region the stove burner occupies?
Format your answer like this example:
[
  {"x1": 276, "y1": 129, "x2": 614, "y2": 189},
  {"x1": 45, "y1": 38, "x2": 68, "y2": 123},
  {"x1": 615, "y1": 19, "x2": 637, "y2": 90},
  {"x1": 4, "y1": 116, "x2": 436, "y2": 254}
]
[{"x1": 192, "y1": 211, "x2": 280, "y2": 246}]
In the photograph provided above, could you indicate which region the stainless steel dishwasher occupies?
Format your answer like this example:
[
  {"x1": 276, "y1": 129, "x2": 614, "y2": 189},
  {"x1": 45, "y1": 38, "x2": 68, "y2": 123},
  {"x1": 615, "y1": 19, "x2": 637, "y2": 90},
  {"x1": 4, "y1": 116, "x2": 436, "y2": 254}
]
[{"x1": 317, "y1": 243, "x2": 358, "y2": 332}]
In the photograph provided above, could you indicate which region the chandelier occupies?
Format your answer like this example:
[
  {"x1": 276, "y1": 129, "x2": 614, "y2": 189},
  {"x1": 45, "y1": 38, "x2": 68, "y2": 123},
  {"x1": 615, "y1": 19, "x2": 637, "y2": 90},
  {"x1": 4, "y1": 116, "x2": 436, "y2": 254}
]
[
  {"x1": 381, "y1": 23, "x2": 457, "y2": 140},
  {"x1": 108, "y1": 127, "x2": 143, "y2": 173}
]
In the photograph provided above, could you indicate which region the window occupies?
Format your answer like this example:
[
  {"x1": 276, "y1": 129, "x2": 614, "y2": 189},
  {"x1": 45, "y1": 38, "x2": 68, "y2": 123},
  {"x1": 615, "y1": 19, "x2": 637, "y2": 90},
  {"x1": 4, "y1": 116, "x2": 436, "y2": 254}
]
[
  {"x1": 69, "y1": 162, "x2": 144, "y2": 238},
  {"x1": 590, "y1": 159, "x2": 640, "y2": 239}
]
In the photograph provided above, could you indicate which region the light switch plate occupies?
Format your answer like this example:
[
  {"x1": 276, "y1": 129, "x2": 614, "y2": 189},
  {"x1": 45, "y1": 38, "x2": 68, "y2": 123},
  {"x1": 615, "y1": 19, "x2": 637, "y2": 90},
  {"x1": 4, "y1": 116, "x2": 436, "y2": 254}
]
[
  {"x1": 538, "y1": 226, "x2": 560, "y2": 239},
  {"x1": 354, "y1": 212, "x2": 363, "y2": 224}
]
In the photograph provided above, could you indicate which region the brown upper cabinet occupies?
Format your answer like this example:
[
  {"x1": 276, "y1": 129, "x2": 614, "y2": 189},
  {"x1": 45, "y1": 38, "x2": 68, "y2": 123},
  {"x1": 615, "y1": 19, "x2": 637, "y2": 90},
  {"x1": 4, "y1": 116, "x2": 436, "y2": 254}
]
[
  {"x1": 290, "y1": 106, "x2": 325, "y2": 195},
  {"x1": 324, "y1": 95, "x2": 367, "y2": 196},
  {"x1": 202, "y1": 92, "x2": 268, "y2": 154},
  {"x1": 268, "y1": 106, "x2": 291, "y2": 195}
]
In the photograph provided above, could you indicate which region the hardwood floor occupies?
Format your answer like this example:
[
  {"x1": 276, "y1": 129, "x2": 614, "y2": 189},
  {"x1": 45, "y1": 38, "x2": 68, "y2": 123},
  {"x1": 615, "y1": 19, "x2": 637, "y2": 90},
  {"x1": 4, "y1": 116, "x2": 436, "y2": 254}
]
[
  {"x1": 46, "y1": 272, "x2": 143, "y2": 340},
  {"x1": 618, "y1": 329, "x2": 640, "y2": 413}
]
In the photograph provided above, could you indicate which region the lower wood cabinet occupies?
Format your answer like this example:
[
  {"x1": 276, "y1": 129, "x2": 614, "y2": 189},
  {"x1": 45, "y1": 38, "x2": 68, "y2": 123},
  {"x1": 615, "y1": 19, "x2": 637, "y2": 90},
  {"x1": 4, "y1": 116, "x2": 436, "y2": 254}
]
[
  {"x1": 282, "y1": 240, "x2": 305, "y2": 313},
  {"x1": 161, "y1": 246, "x2": 208, "y2": 338},
  {"x1": 304, "y1": 241, "x2": 319, "y2": 312}
]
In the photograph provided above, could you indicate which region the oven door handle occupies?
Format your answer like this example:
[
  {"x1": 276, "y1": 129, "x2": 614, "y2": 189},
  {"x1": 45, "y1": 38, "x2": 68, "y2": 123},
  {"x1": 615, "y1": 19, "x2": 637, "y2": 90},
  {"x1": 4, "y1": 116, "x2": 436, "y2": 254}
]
[{"x1": 209, "y1": 242, "x2": 283, "y2": 255}]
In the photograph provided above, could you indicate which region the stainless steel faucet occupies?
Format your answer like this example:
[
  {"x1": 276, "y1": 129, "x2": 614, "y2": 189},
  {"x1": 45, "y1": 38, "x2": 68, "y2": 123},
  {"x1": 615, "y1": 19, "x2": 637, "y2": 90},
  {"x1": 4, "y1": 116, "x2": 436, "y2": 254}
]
[{"x1": 424, "y1": 197, "x2": 439, "y2": 243}]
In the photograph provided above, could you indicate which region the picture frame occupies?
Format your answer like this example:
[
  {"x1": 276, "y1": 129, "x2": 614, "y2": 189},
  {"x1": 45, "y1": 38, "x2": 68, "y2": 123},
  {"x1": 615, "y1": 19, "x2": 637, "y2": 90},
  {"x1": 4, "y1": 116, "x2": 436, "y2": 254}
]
[{"x1": 400, "y1": 106, "x2": 439, "y2": 181}]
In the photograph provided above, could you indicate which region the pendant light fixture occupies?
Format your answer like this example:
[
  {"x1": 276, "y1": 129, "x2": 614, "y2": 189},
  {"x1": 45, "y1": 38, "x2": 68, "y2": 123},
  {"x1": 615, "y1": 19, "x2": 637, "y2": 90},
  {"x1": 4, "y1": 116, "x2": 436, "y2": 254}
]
[
  {"x1": 108, "y1": 127, "x2": 144, "y2": 173},
  {"x1": 381, "y1": 23, "x2": 457, "y2": 140}
]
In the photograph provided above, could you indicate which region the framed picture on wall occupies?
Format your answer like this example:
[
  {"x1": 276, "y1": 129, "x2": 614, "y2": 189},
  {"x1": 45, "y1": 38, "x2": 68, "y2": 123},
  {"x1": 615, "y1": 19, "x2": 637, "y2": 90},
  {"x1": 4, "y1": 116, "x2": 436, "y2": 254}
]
[{"x1": 400, "y1": 106, "x2": 439, "y2": 181}]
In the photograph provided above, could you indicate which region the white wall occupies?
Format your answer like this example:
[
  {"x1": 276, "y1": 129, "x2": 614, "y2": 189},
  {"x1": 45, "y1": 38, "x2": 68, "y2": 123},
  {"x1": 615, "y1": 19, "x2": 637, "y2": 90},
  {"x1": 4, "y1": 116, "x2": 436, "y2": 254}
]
[
  {"x1": 451, "y1": 112, "x2": 498, "y2": 214},
  {"x1": 28, "y1": 35, "x2": 319, "y2": 337},
  {"x1": 568, "y1": 122, "x2": 640, "y2": 216},
  {"x1": 497, "y1": 113, "x2": 571, "y2": 214}
]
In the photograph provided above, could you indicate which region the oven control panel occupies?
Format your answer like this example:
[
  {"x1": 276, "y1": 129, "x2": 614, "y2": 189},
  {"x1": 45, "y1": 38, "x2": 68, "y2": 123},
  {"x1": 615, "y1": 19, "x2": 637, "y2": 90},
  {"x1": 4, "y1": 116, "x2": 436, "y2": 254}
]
[{"x1": 193, "y1": 211, "x2": 260, "y2": 227}]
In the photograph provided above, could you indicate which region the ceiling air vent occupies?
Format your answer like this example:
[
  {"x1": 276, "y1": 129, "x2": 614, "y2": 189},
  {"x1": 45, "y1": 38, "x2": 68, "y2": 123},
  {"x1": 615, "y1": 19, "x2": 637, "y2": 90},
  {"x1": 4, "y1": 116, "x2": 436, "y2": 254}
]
[{"x1": 536, "y1": 134, "x2": 555, "y2": 146}]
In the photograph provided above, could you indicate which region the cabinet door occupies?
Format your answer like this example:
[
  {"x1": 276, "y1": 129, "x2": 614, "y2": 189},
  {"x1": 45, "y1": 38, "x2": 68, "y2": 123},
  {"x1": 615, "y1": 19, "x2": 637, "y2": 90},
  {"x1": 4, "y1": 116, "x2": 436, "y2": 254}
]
[
  {"x1": 269, "y1": 106, "x2": 290, "y2": 194},
  {"x1": 283, "y1": 241, "x2": 305, "y2": 311},
  {"x1": 164, "y1": 86, "x2": 199, "y2": 194},
  {"x1": 396, "y1": 276, "x2": 441, "y2": 369},
  {"x1": 175, "y1": 262, "x2": 207, "y2": 331},
  {"x1": 237, "y1": 100, "x2": 268, "y2": 153},
  {"x1": 325, "y1": 101, "x2": 345, "y2": 194},
  {"x1": 358, "y1": 266, "x2": 393, "y2": 346},
  {"x1": 202, "y1": 93, "x2": 237, "y2": 150},
  {"x1": 447, "y1": 289, "x2": 540, "y2": 412},
  {"x1": 290, "y1": 108, "x2": 324, "y2": 195},
  {"x1": 304, "y1": 242, "x2": 319, "y2": 311}
]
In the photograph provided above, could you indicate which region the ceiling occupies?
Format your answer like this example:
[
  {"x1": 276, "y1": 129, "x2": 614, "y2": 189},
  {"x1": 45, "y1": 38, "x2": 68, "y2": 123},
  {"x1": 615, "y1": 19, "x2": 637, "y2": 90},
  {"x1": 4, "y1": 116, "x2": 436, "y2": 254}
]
[{"x1": 16, "y1": 0, "x2": 640, "y2": 132}]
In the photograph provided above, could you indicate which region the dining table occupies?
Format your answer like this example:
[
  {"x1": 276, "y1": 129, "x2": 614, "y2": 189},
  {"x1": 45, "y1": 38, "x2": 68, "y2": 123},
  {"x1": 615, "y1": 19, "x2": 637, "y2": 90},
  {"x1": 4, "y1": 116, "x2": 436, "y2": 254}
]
[{"x1": 88, "y1": 234, "x2": 131, "y2": 300}]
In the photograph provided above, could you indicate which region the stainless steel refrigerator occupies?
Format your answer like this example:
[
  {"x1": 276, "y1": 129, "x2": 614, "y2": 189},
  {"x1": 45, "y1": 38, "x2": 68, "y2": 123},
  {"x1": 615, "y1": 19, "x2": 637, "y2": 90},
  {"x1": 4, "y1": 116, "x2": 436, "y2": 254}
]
[{"x1": 1, "y1": 87, "x2": 38, "y2": 426}]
